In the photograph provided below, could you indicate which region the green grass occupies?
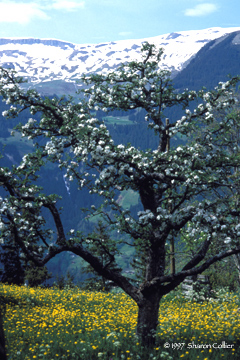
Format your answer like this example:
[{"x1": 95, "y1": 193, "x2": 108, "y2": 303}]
[
  {"x1": 22, "y1": 80, "x2": 80, "y2": 98},
  {"x1": 1, "y1": 284, "x2": 240, "y2": 360},
  {"x1": 117, "y1": 189, "x2": 139, "y2": 209},
  {"x1": 103, "y1": 116, "x2": 134, "y2": 125},
  {"x1": 89, "y1": 190, "x2": 139, "y2": 225}
]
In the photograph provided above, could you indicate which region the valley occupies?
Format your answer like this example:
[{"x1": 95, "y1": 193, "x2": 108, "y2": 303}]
[{"x1": 0, "y1": 27, "x2": 240, "y2": 286}]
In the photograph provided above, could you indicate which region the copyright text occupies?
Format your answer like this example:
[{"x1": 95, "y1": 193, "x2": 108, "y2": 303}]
[{"x1": 163, "y1": 341, "x2": 234, "y2": 350}]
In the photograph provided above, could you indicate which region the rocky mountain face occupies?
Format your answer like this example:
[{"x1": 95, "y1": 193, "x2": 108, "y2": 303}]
[
  {"x1": 1, "y1": 28, "x2": 240, "y2": 283},
  {"x1": 174, "y1": 30, "x2": 240, "y2": 90},
  {"x1": 1, "y1": 27, "x2": 240, "y2": 95}
]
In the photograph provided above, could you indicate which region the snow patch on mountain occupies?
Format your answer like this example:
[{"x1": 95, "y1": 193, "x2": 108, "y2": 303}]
[{"x1": 0, "y1": 27, "x2": 240, "y2": 85}]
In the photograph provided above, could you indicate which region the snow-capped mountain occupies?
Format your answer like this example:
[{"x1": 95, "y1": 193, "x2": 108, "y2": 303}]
[
  {"x1": 174, "y1": 30, "x2": 240, "y2": 91},
  {"x1": 1, "y1": 27, "x2": 240, "y2": 91}
]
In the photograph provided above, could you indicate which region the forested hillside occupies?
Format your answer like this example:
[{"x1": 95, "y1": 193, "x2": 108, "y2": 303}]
[
  {"x1": 1, "y1": 32, "x2": 240, "y2": 286},
  {"x1": 0, "y1": 100, "x2": 181, "y2": 283},
  {"x1": 173, "y1": 31, "x2": 240, "y2": 90}
]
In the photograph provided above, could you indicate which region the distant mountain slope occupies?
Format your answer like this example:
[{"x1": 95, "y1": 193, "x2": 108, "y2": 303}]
[
  {"x1": 0, "y1": 27, "x2": 240, "y2": 95},
  {"x1": 173, "y1": 31, "x2": 240, "y2": 90}
]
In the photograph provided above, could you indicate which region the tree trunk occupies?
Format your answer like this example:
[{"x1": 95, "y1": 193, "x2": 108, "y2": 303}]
[
  {"x1": 135, "y1": 228, "x2": 166, "y2": 347},
  {"x1": 136, "y1": 292, "x2": 162, "y2": 347}
]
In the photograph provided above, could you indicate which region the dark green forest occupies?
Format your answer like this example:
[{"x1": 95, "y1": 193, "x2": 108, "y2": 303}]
[
  {"x1": 1, "y1": 32, "x2": 240, "y2": 288},
  {"x1": 0, "y1": 99, "x2": 187, "y2": 284}
]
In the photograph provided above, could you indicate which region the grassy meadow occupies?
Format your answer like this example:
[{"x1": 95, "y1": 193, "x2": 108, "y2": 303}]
[{"x1": 1, "y1": 284, "x2": 240, "y2": 360}]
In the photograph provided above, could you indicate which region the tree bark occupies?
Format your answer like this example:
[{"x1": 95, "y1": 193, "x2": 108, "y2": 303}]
[
  {"x1": 136, "y1": 292, "x2": 162, "y2": 347},
  {"x1": 135, "y1": 221, "x2": 166, "y2": 346}
]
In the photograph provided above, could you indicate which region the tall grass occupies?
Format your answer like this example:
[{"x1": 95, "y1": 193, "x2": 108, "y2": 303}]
[{"x1": 1, "y1": 284, "x2": 240, "y2": 360}]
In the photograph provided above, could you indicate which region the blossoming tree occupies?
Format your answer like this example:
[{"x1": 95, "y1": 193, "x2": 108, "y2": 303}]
[{"x1": 0, "y1": 43, "x2": 240, "y2": 346}]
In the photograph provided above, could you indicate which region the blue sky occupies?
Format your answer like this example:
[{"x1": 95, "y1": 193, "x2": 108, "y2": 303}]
[{"x1": 0, "y1": 0, "x2": 239, "y2": 44}]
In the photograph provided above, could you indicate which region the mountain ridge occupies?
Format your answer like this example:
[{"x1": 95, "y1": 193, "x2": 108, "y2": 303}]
[
  {"x1": 0, "y1": 38, "x2": 75, "y2": 48},
  {"x1": 0, "y1": 27, "x2": 239, "y2": 86},
  {"x1": 1, "y1": 27, "x2": 240, "y2": 95},
  {"x1": 174, "y1": 30, "x2": 240, "y2": 90},
  {"x1": 1, "y1": 28, "x2": 240, "y2": 283}
]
